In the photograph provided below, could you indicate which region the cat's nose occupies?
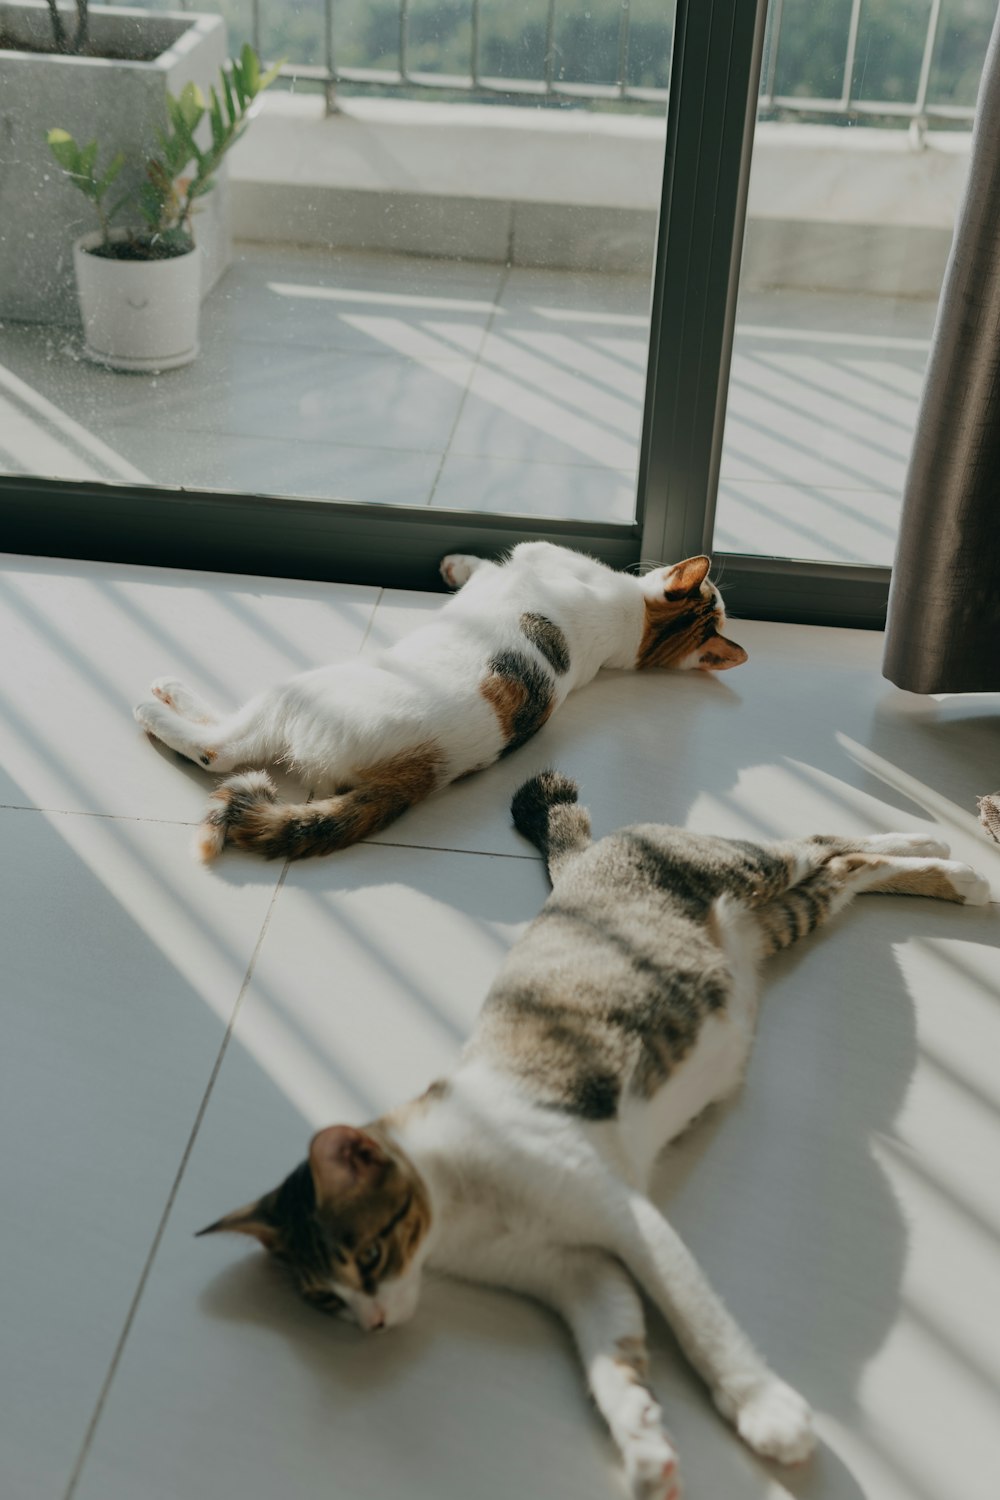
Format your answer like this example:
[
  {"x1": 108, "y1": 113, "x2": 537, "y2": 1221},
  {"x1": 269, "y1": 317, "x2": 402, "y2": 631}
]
[{"x1": 368, "y1": 1306, "x2": 387, "y2": 1331}]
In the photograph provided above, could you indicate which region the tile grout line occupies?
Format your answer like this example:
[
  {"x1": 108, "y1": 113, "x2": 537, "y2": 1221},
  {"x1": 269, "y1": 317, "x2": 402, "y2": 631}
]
[
  {"x1": 426, "y1": 264, "x2": 511, "y2": 507},
  {"x1": 355, "y1": 586, "x2": 384, "y2": 654},
  {"x1": 366, "y1": 838, "x2": 541, "y2": 861},
  {"x1": 0, "y1": 801, "x2": 545, "y2": 861},
  {"x1": 0, "y1": 801, "x2": 201, "y2": 828},
  {"x1": 63, "y1": 858, "x2": 293, "y2": 1500}
]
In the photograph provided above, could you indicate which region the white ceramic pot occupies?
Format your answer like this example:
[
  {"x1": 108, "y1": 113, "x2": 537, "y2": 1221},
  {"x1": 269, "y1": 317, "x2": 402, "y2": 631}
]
[
  {"x1": 0, "y1": 3, "x2": 230, "y2": 325},
  {"x1": 73, "y1": 230, "x2": 202, "y2": 371}
]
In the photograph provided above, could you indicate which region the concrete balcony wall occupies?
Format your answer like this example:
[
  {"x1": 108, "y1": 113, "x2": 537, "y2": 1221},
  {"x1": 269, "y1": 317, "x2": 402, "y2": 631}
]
[{"x1": 229, "y1": 95, "x2": 970, "y2": 297}]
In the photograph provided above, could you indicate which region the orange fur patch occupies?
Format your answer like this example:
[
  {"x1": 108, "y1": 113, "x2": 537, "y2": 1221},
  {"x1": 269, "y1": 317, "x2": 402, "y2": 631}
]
[
  {"x1": 615, "y1": 1334, "x2": 651, "y2": 1381},
  {"x1": 218, "y1": 744, "x2": 444, "y2": 860},
  {"x1": 635, "y1": 593, "x2": 718, "y2": 670},
  {"x1": 480, "y1": 662, "x2": 554, "y2": 752}
]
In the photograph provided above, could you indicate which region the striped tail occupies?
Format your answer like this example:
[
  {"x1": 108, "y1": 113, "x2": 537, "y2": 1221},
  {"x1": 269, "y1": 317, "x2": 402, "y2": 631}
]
[
  {"x1": 511, "y1": 769, "x2": 592, "y2": 881},
  {"x1": 196, "y1": 745, "x2": 443, "y2": 863}
]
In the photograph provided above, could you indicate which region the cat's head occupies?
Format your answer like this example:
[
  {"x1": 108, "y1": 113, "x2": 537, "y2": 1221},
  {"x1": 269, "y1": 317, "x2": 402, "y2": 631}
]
[
  {"x1": 197, "y1": 1124, "x2": 432, "y2": 1331},
  {"x1": 635, "y1": 555, "x2": 747, "y2": 672}
]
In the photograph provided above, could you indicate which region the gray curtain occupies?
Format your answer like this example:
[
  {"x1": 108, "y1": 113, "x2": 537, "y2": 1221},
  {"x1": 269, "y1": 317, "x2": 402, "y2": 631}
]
[{"x1": 882, "y1": 7, "x2": 1000, "y2": 694}]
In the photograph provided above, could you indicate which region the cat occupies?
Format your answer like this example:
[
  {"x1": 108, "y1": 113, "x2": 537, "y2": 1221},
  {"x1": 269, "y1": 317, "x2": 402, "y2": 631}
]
[
  {"x1": 132, "y1": 542, "x2": 747, "y2": 863},
  {"x1": 198, "y1": 770, "x2": 989, "y2": 1499}
]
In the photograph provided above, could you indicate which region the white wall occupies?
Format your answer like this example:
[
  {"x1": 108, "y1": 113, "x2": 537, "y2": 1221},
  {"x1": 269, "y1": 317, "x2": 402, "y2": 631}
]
[{"x1": 230, "y1": 95, "x2": 969, "y2": 295}]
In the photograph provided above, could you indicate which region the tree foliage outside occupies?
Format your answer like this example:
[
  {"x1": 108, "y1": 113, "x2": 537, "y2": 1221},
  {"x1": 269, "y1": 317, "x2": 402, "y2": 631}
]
[{"x1": 106, "y1": 0, "x2": 996, "y2": 121}]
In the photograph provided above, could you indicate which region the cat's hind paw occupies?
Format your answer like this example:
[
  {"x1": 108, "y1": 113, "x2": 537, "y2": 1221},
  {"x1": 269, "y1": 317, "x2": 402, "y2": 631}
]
[
  {"x1": 149, "y1": 677, "x2": 217, "y2": 724},
  {"x1": 134, "y1": 699, "x2": 174, "y2": 744},
  {"x1": 439, "y1": 553, "x2": 480, "y2": 590},
  {"x1": 624, "y1": 1435, "x2": 681, "y2": 1500},
  {"x1": 617, "y1": 1389, "x2": 681, "y2": 1500},
  {"x1": 728, "y1": 1379, "x2": 815, "y2": 1466}
]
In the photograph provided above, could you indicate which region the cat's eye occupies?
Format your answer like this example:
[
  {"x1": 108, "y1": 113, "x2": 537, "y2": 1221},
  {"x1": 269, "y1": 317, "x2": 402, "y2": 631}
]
[
  {"x1": 357, "y1": 1243, "x2": 381, "y2": 1271},
  {"x1": 304, "y1": 1289, "x2": 344, "y2": 1314}
]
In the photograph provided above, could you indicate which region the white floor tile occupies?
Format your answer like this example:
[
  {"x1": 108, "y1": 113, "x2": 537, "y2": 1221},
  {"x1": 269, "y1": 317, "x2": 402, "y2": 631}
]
[
  {"x1": 431, "y1": 452, "x2": 636, "y2": 521},
  {"x1": 0, "y1": 807, "x2": 280, "y2": 1500},
  {"x1": 70, "y1": 846, "x2": 600, "y2": 1500},
  {"x1": 96, "y1": 425, "x2": 442, "y2": 507},
  {"x1": 0, "y1": 554, "x2": 378, "y2": 819},
  {"x1": 4, "y1": 559, "x2": 999, "y2": 1500}
]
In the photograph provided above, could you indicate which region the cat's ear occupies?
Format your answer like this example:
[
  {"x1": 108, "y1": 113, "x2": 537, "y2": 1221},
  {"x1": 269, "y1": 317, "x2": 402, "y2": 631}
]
[
  {"x1": 309, "y1": 1124, "x2": 387, "y2": 1199},
  {"x1": 656, "y1": 555, "x2": 712, "y2": 600},
  {"x1": 696, "y1": 633, "x2": 748, "y2": 671},
  {"x1": 195, "y1": 1192, "x2": 280, "y2": 1248}
]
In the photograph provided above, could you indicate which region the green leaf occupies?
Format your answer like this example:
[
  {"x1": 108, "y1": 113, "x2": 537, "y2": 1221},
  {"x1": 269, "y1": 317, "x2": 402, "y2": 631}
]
[
  {"x1": 78, "y1": 139, "x2": 99, "y2": 177},
  {"x1": 258, "y1": 57, "x2": 286, "y2": 91},
  {"x1": 105, "y1": 191, "x2": 132, "y2": 225},
  {"x1": 221, "y1": 68, "x2": 237, "y2": 127},
  {"x1": 178, "y1": 80, "x2": 206, "y2": 132},
  {"x1": 240, "y1": 42, "x2": 260, "y2": 97},
  {"x1": 208, "y1": 86, "x2": 225, "y2": 150},
  {"x1": 165, "y1": 93, "x2": 184, "y2": 133},
  {"x1": 95, "y1": 152, "x2": 126, "y2": 199},
  {"x1": 137, "y1": 179, "x2": 165, "y2": 229},
  {"x1": 47, "y1": 128, "x2": 81, "y2": 174},
  {"x1": 231, "y1": 55, "x2": 248, "y2": 109}
]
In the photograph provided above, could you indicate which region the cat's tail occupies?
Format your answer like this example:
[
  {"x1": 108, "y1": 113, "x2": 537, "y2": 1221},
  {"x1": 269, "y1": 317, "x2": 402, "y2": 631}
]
[
  {"x1": 196, "y1": 747, "x2": 443, "y2": 863},
  {"x1": 511, "y1": 770, "x2": 592, "y2": 882}
]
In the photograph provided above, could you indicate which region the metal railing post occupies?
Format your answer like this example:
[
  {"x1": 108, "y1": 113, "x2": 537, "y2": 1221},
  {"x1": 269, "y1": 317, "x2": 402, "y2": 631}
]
[
  {"x1": 839, "y1": 0, "x2": 864, "y2": 113},
  {"x1": 324, "y1": 0, "x2": 338, "y2": 114},
  {"x1": 543, "y1": 0, "x2": 557, "y2": 96}
]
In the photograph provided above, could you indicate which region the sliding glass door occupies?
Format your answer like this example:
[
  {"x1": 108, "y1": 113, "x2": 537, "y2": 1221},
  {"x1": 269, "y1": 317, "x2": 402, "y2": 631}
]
[{"x1": 4, "y1": 0, "x2": 987, "y2": 623}]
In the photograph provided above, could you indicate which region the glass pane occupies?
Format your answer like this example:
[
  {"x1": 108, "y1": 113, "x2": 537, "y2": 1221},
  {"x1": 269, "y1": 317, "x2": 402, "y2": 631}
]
[
  {"x1": 0, "y1": 0, "x2": 675, "y2": 527},
  {"x1": 713, "y1": 0, "x2": 993, "y2": 566}
]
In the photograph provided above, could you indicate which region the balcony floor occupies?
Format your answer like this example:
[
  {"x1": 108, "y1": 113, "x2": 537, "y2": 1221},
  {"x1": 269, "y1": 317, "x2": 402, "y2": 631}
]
[
  {"x1": 2, "y1": 550, "x2": 999, "y2": 1500},
  {"x1": 0, "y1": 243, "x2": 934, "y2": 565}
]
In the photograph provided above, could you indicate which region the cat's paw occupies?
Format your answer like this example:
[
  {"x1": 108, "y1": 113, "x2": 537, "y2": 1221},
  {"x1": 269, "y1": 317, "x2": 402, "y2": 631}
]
[
  {"x1": 134, "y1": 699, "x2": 171, "y2": 742},
  {"x1": 866, "y1": 832, "x2": 951, "y2": 858},
  {"x1": 150, "y1": 677, "x2": 183, "y2": 710},
  {"x1": 727, "y1": 1379, "x2": 815, "y2": 1466},
  {"x1": 617, "y1": 1389, "x2": 681, "y2": 1500},
  {"x1": 624, "y1": 1434, "x2": 681, "y2": 1500},
  {"x1": 939, "y1": 861, "x2": 991, "y2": 905},
  {"x1": 149, "y1": 677, "x2": 216, "y2": 724},
  {"x1": 439, "y1": 553, "x2": 479, "y2": 589}
]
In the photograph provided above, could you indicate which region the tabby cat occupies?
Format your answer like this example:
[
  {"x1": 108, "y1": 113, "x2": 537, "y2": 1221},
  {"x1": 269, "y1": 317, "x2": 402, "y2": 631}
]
[
  {"x1": 199, "y1": 772, "x2": 988, "y2": 1499},
  {"x1": 133, "y1": 543, "x2": 746, "y2": 863}
]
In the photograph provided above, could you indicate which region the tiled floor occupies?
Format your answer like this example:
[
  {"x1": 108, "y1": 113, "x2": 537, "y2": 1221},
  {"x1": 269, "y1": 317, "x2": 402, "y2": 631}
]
[
  {"x1": 0, "y1": 246, "x2": 934, "y2": 565},
  {"x1": 3, "y1": 551, "x2": 999, "y2": 1500}
]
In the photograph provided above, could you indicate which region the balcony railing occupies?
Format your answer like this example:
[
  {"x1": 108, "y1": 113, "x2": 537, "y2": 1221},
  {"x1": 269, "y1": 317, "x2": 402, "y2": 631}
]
[{"x1": 169, "y1": 0, "x2": 991, "y2": 128}]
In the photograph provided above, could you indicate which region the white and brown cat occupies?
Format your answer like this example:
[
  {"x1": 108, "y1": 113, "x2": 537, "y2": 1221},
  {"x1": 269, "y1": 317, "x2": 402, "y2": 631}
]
[
  {"x1": 133, "y1": 543, "x2": 746, "y2": 862},
  {"x1": 199, "y1": 771, "x2": 989, "y2": 1499}
]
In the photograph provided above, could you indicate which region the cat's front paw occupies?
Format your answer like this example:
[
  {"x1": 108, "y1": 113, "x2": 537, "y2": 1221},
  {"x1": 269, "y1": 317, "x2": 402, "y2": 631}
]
[
  {"x1": 727, "y1": 1379, "x2": 815, "y2": 1466},
  {"x1": 866, "y1": 832, "x2": 951, "y2": 858},
  {"x1": 439, "y1": 553, "x2": 479, "y2": 589}
]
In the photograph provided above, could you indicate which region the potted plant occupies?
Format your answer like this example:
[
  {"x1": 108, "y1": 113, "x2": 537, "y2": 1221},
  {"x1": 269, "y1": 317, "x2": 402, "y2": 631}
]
[
  {"x1": 47, "y1": 44, "x2": 279, "y2": 370},
  {"x1": 0, "y1": 1, "x2": 230, "y2": 323}
]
